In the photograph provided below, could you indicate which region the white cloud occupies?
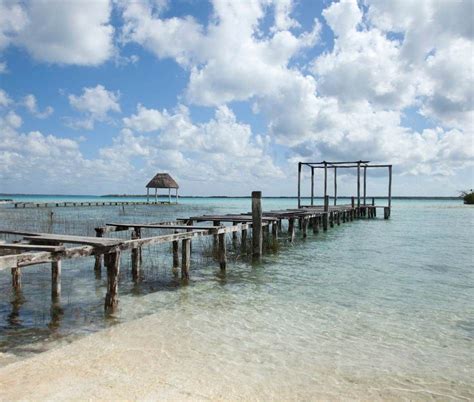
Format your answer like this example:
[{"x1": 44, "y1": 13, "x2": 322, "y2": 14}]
[
  {"x1": 123, "y1": 104, "x2": 167, "y2": 132},
  {"x1": 0, "y1": 88, "x2": 12, "y2": 107},
  {"x1": 1, "y1": 0, "x2": 114, "y2": 65},
  {"x1": 68, "y1": 85, "x2": 121, "y2": 129},
  {"x1": 22, "y1": 94, "x2": 54, "y2": 119},
  {"x1": 0, "y1": 61, "x2": 7, "y2": 73}
]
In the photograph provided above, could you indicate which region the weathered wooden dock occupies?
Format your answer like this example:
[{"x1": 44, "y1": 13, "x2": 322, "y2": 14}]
[
  {"x1": 0, "y1": 160, "x2": 393, "y2": 314},
  {"x1": 11, "y1": 200, "x2": 171, "y2": 208}
]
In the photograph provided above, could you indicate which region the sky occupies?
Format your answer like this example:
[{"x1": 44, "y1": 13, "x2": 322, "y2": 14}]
[{"x1": 0, "y1": 0, "x2": 473, "y2": 197}]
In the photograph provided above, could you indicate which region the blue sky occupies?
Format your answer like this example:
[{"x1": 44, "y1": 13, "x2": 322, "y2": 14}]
[{"x1": 0, "y1": 0, "x2": 472, "y2": 196}]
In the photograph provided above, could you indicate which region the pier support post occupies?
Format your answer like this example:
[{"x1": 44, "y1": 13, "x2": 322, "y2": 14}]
[
  {"x1": 288, "y1": 218, "x2": 295, "y2": 242},
  {"x1": 218, "y1": 233, "x2": 227, "y2": 270},
  {"x1": 104, "y1": 250, "x2": 121, "y2": 312},
  {"x1": 232, "y1": 222, "x2": 238, "y2": 243},
  {"x1": 11, "y1": 267, "x2": 21, "y2": 289},
  {"x1": 388, "y1": 165, "x2": 392, "y2": 219},
  {"x1": 241, "y1": 228, "x2": 248, "y2": 253},
  {"x1": 312, "y1": 217, "x2": 319, "y2": 234},
  {"x1": 131, "y1": 228, "x2": 141, "y2": 282},
  {"x1": 323, "y1": 195, "x2": 329, "y2": 231},
  {"x1": 181, "y1": 238, "x2": 191, "y2": 280},
  {"x1": 311, "y1": 167, "x2": 314, "y2": 206},
  {"x1": 298, "y1": 163, "x2": 302, "y2": 208},
  {"x1": 172, "y1": 233, "x2": 179, "y2": 275},
  {"x1": 336, "y1": 211, "x2": 341, "y2": 225},
  {"x1": 302, "y1": 218, "x2": 308, "y2": 238},
  {"x1": 271, "y1": 221, "x2": 278, "y2": 246},
  {"x1": 329, "y1": 211, "x2": 334, "y2": 228},
  {"x1": 51, "y1": 260, "x2": 61, "y2": 299},
  {"x1": 213, "y1": 220, "x2": 220, "y2": 253},
  {"x1": 94, "y1": 228, "x2": 104, "y2": 275},
  {"x1": 384, "y1": 207, "x2": 390, "y2": 220},
  {"x1": 252, "y1": 191, "x2": 263, "y2": 258}
]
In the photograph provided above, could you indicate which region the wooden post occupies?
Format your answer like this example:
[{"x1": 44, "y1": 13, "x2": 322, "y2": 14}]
[
  {"x1": 336, "y1": 211, "x2": 341, "y2": 225},
  {"x1": 11, "y1": 267, "x2": 21, "y2": 289},
  {"x1": 302, "y1": 218, "x2": 308, "y2": 238},
  {"x1": 384, "y1": 207, "x2": 390, "y2": 219},
  {"x1": 271, "y1": 221, "x2": 278, "y2": 245},
  {"x1": 232, "y1": 222, "x2": 238, "y2": 242},
  {"x1": 241, "y1": 228, "x2": 248, "y2": 253},
  {"x1": 357, "y1": 162, "x2": 361, "y2": 207},
  {"x1": 388, "y1": 165, "x2": 392, "y2": 218},
  {"x1": 323, "y1": 195, "x2": 329, "y2": 231},
  {"x1": 288, "y1": 218, "x2": 295, "y2": 242},
  {"x1": 172, "y1": 232, "x2": 179, "y2": 275},
  {"x1": 252, "y1": 191, "x2": 263, "y2": 258},
  {"x1": 334, "y1": 167, "x2": 337, "y2": 206},
  {"x1": 311, "y1": 166, "x2": 314, "y2": 206},
  {"x1": 155, "y1": 188, "x2": 157, "y2": 202},
  {"x1": 313, "y1": 217, "x2": 319, "y2": 234},
  {"x1": 181, "y1": 238, "x2": 191, "y2": 279},
  {"x1": 104, "y1": 251, "x2": 121, "y2": 312},
  {"x1": 131, "y1": 228, "x2": 141, "y2": 282},
  {"x1": 94, "y1": 228, "x2": 104, "y2": 275},
  {"x1": 297, "y1": 163, "x2": 302, "y2": 208},
  {"x1": 218, "y1": 233, "x2": 227, "y2": 270},
  {"x1": 324, "y1": 161, "x2": 328, "y2": 202},
  {"x1": 213, "y1": 220, "x2": 220, "y2": 252},
  {"x1": 363, "y1": 166, "x2": 367, "y2": 206},
  {"x1": 329, "y1": 211, "x2": 334, "y2": 228},
  {"x1": 51, "y1": 260, "x2": 61, "y2": 299}
]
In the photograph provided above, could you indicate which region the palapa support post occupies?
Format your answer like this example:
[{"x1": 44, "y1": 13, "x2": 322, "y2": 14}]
[
  {"x1": 388, "y1": 165, "x2": 392, "y2": 218},
  {"x1": 363, "y1": 166, "x2": 367, "y2": 206},
  {"x1": 334, "y1": 167, "x2": 337, "y2": 206},
  {"x1": 324, "y1": 161, "x2": 328, "y2": 202},
  {"x1": 51, "y1": 260, "x2": 61, "y2": 299},
  {"x1": 252, "y1": 191, "x2": 263, "y2": 258},
  {"x1": 181, "y1": 238, "x2": 191, "y2": 280},
  {"x1": 155, "y1": 188, "x2": 157, "y2": 202},
  {"x1": 357, "y1": 161, "x2": 361, "y2": 208},
  {"x1": 218, "y1": 233, "x2": 227, "y2": 270},
  {"x1": 311, "y1": 166, "x2": 314, "y2": 206},
  {"x1": 104, "y1": 250, "x2": 121, "y2": 312},
  {"x1": 131, "y1": 227, "x2": 141, "y2": 281},
  {"x1": 297, "y1": 163, "x2": 302, "y2": 208},
  {"x1": 288, "y1": 218, "x2": 295, "y2": 242}
]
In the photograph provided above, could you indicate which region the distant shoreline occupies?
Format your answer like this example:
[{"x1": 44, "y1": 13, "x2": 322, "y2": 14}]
[{"x1": 0, "y1": 193, "x2": 463, "y2": 200}]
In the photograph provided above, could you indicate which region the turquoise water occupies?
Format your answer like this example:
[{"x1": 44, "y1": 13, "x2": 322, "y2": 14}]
[{"x1": 0, "y1": 197, "x2": 472, "y2": 398}]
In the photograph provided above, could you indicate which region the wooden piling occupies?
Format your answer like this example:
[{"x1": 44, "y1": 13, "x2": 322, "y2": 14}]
[
  {"x1": 104, "y1": 251, "x2": 121, "y2": 312},
  {"x1": 11, "y1": 267, "x2": 21, "y2": 289},
  {"x1": 181, "y1": 238, "x2": 191, "y2": 280},
  {"x1": 297, "y1": 163, "x2": 302, "y2": 208},
  {"x1": 311, "y1": 167, "x2": 314, "y2": 206},
  {"x1": 131, "y1": 228, "x2": 141, "y2": 281},
  {"x1": 218, "y1": 233, "x2": 227, "y2": 270},
  {"x1": 94, "y1": 228, "x2": 104, "y2": 274},
  {"x1": 302, "y1": 218, "x2": 308, "y2": 238},
  {"x1": 323, "y1": 195, "x2": 329, "y2": 231},
  {"x1": 313, "y1": 217, "x2": 319, "y2": 234},
  {"x1": 241, "y1": 228, "x2": 248, "y2": 253},
  {"x1": 288, "y1": 218, "x2": 295, "y2": 242},
  {"x1": 51, "y1": 260, "x2": 61, "y2": 299},
  {"x1": 252, "y1": 191, "x2": 263, "y2": 258},
  {"x1": 271, "y1": 221, "x2": 278, "y2": 245},
  {"x1": 334, "y1": 167, "x2": 337, "y2": 206}
]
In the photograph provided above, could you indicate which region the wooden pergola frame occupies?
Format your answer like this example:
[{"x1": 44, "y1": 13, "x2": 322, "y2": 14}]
[{"x1": 297, "y1": 160, "x2": 392, "y2": 209}]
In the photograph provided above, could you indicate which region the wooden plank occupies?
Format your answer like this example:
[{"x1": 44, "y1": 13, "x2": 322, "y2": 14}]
[
  {"x1": 0, "y1": 244, "x2": 65, "y2": 252},
  {"x1": 106, "y1": 223, "x2": 222, "y2": 231},
  {"x1": 23, "y1": 234, "x2": 122, "y2": 247}
]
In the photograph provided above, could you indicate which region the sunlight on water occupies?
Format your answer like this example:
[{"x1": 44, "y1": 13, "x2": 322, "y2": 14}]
[{"x1": 0, "y1": 198, "x2": 473, "y2": 399}]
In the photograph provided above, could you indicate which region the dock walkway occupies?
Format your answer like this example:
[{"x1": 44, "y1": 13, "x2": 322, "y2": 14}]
[
  {"x1": 0, "y1": 193, "x2": 388, "y2": 312},
  {"x1": 11, "y1": 200, "x2": 171, "y2": 208}
]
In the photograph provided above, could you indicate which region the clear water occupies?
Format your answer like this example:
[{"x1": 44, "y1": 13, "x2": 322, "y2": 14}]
[{"x1": 0, "y1": 197, "x2": 473, "y2": 398}]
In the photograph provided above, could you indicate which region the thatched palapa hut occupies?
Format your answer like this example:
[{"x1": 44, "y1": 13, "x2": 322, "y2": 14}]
[{"x1": 146, "y1": 173, "x2": 179, "y2": 203}]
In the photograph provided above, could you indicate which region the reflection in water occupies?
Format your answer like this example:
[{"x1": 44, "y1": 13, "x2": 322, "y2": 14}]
[{"x1": 48, "y1": 295, "x2": 63, "y2": 331}]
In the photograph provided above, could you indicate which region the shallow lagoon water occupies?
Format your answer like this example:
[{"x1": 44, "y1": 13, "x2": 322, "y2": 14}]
[{"x1": 0, "y1": 197, "x2": 473, "y2": 399}]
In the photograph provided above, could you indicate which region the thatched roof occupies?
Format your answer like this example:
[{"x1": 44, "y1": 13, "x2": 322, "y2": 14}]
[{"x1": 146, "y1": 173, "x2": 179, "y2": 189}]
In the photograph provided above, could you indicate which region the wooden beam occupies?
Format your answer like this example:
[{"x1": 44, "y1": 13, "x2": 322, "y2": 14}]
[{"x1": 0, "y1": 244, "x2": 65, "y2": 252}]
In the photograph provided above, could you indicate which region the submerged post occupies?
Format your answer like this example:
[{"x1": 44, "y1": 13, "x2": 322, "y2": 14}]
[
  {"x1": 94, "y1": 228, "x2": 104, "y2": 275},
  {"x1": 252, "y1": 191, "x2": 263, "y2": 258},
  {"x1": 323, "y1": 195, "x2": 329, "y2": 231},
  {"x1": 181, "y1": 238, "x2": 191, "y2": 279},
  {"x1": 131, "y1": 228, "x2": 141, "y2": 282},
  {"x1": 297, "y1": 163, "x2": 302, "y2": 208},
  {"x1": 172, "y1": 231, "x2": 179, "y2": 275}
]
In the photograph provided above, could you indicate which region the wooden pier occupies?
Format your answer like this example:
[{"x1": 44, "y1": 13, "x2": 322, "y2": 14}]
[
  {"x1": 0, "y1": 160, "x2": 393, "y2": 314},
  {"x1": 11, "y1": 200, "x2": 171, "y2": 209}
]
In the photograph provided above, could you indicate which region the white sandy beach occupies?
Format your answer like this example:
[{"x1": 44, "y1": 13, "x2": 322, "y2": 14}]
[{"x1": 1, "y1": 302, "x2": 472, "y2": 402}]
